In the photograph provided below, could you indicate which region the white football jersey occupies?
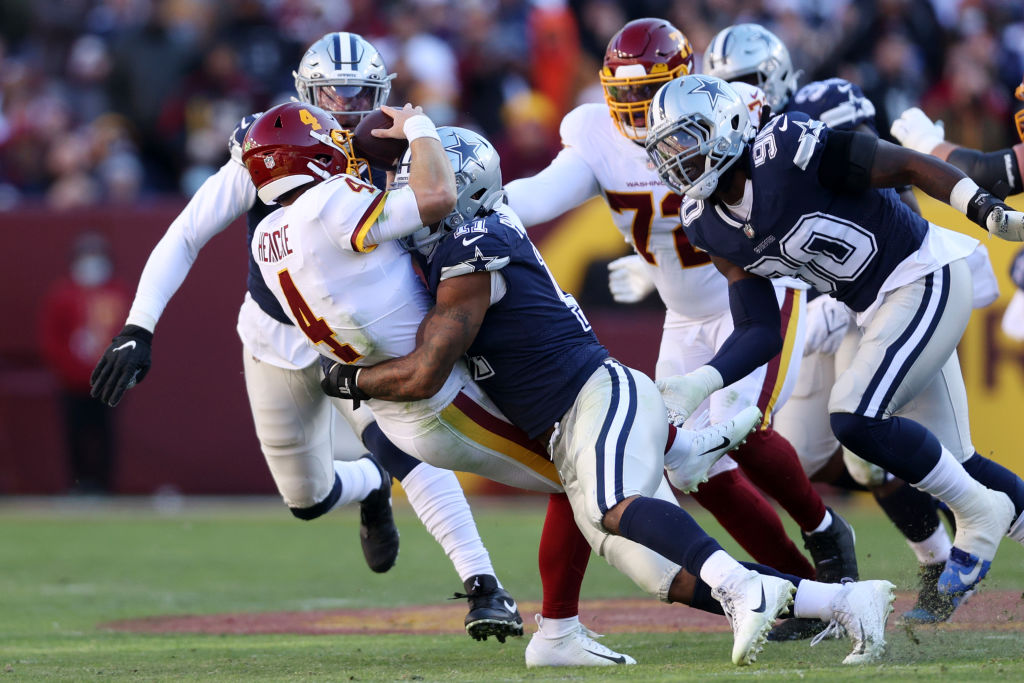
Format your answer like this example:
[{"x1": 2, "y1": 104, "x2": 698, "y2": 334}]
[
  {"x1": 252, "y1": 173, "x2": 464, "y2": 420},
  {"x1": 559, "y1": 103, "x2": 728, "y2": 319}
]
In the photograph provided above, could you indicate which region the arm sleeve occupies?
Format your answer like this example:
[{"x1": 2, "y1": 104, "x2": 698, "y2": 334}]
[
  {"x1": 126, "y1": 160, "x2": 256, "y2": 331},
  {"x1": 362, "y1": 185, "x2": 424, "y2": 247},
  {"x1": 504, "y1": 146, "x2": 601, "y2": 227},
  {"x1": 946, "y1": 145, "x2": 1023, "y2": 200},
  {"x1": 706, "y1": 277, "x2": 784, "y2": 386}
]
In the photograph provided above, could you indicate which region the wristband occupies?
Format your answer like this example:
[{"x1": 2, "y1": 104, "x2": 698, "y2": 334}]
[
  {"x1": 403, "y1": 114, "x2": 441, "y2": 143},
  {"x1": 949, "y1": 177, "x2": 981, "y2": 215}
]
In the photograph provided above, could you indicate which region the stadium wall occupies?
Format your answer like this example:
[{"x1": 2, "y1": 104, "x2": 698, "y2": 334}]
[{"x1": 1, "y1": 195, "x2": 1021, "y2": 494}]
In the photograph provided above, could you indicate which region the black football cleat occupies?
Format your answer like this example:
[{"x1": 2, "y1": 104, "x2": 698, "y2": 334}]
[
  {"x1": 451, "y1": 574, "x2": 524, "y2": 643},
  {"x1": 802, "y1": 507, "x2": 859, "y2": 584},
  {"x1": 766, "y1": 616, "x2": 828, "y2": 642},
  {"x1": 358, "y1": 453, "x2": 400, "y2": 573}
]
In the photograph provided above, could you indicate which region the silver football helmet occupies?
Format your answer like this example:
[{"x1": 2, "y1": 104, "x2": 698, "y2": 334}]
[
  {"x1": 645, "y1": 75, "x2": 753, "y2": 200},
  {"x1": 293, "y1": 32, "x2": 395, "y2": 129},
  {"x1": 703, "y1": 23, "x2": 800, "y2": 111},
  {"x1": 397, "y1": 126, "x2": 505, "y2": 253}
]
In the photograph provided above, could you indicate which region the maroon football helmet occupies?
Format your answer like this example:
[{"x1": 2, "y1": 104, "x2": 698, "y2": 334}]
[
  {"x1": 242, "y1": 102, "x2": 356, "y2": 204},
  {"x1": 600, "y1": 18, "x2": 695, "y2": 141}
]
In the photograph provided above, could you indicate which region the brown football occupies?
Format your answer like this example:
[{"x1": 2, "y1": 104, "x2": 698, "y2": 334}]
[{"x1": 352, "y1": 109, "x2": 409, "y2": 171}]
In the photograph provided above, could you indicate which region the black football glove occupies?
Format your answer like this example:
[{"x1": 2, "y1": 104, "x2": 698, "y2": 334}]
[
  {"x1": 320, "y1": 356, "x2": 371, "y2": 408},
  {"x1": 90, "y1": 325, "x2": 154, "y2": 407}
]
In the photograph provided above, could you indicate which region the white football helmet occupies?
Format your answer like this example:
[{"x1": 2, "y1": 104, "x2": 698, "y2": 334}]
[
  {"x1": 397, "y1": 126, "x2": 505, "y2": 253},
  {"x1": 293, "y1": 32, "x2": 395, "y2": 129},
  {"x1": 645, "y1": 75, "x2": 753, "y2": 200},
  {"x1": 703, "y1": 23, "x2": 800, "y2": 111}
]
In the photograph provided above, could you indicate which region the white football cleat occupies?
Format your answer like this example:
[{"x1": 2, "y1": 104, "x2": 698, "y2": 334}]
[
  {"x1": 665, "y1": 405, "x2": 762, "y2": 493},
  {"x1": 951, "y1": 486, "x2": 1014, "y2": 564},
  {"x1": 524, "y1": 615, "x2": 636, "y2": 667},
  {"x1": 811, "y1": 579, "x2": 895, "y2": 665},
  {"x1": 713, "y1": 569, "x2": 795, "y2": 666}
]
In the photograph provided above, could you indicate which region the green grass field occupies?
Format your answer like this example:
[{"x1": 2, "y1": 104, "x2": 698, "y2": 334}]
[{"x1": 2, "y1": 495, "x2": 1022, "y2": 681}]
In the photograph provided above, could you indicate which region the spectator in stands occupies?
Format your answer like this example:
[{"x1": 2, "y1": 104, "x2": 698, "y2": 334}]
[{"x1": 38, "y1": 232, "x2": 129, "y2": 494}]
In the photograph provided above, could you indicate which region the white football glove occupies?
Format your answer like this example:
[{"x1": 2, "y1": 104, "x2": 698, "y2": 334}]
[
  {"x1": 802, "y1": 295, "x2": 852, "y2": 356},
  {"x1": 986, "y1": 206, "x2": 1024, "y2": 242},
  {"x1": 890, "y1": 107, "x2": 944, "y2": 155},
  {"x1": 608, "y1": 254, "x2": 656, "y2": 303},
  {"x1": 656, "y1": 365, "x2": 723, "y2": 426}
]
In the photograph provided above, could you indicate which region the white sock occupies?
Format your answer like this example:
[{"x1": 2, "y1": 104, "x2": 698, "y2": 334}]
[
  {"x1": 538, "y1": 615, "x2": 579, "y2": 638},
  {"x1": 664, "y1": 425, "x2": 694, "y2": 465},
  {"x1": 808, "y1": 509, "x2": 832, "y2": 535},
  {"x1": 401, "y1": 463, "x2": 497, "y2": 583},
  {"x1": 698, "y1": 549, "x2": 746, "y2": 590},
  {"x1": 332, "y1": 457, "x2": 382, "y2": 507},
  {"x1": 907, "y1": 523, "x2": 951, "y2": 565},
  {"x1": 793, "y1": 580, "x2": 843, "y2": 619},
  {"x1": 1009, "y1": 512, "x2": 1024, "y2": 545},
  {"x1": 914, "y1": 447, "x2": 986, "y2": 520}
]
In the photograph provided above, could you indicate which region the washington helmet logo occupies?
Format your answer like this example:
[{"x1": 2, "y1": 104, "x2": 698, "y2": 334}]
[{"x1": 264, "y1": 156, "x2": 276, "y2": 169}]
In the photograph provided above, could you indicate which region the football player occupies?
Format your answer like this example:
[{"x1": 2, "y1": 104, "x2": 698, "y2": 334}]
[
  {"x1": 245, "y1": 103, "x2": 775, "y2": 666},
  {"x1": 645, "y1": 74, "x2": 1024, "y2": 625},
  {"x1": 503, "y1": 18, "x2": 854, "y2": 587},
  {"x1": 703, "y1": 23, "x2": 1002, "y2": 627},
  {"x1": 328, "y1": 124, "x2": 898, "y2": 667},
  {"x1": 89, "y1": 33, "x2": 524, "y2": 641},
  {"x1": 891, "y1": 77, "x2": 1024, "y2": 342}
]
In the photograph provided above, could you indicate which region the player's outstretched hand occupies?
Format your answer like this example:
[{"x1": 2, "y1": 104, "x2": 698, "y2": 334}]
[
  {"x1": 373, "y1": 104, "x2": 425, "y2": 140},
  {"x1": 987, "y1": 206, "x2": 1024, "y2": 242},
  {"x1": 890, "y1": 107, "x2": 944, "y2": 154},
  {"x1": 803, "y1": 295, "x2": 851, "y2": 356},
  {"x1": 608, "y1": 254, "x2": 656, "y2": 303},
  {"x1": 656, "y1": 369, "x2": 720, "y2": 427},
  {"x1": 320, "y1": 356, "x2": 371, "y2": 407},
  {"x1": 89, "y1": 325, "x2": 153, "y2": 407}
]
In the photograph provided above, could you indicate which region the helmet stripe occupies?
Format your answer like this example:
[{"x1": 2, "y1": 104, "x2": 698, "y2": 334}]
[
  {"x1": 349, "y1": 33, "x2": 358, "y2": 65},
  {"x1": 332, "y1": 32, "x2": 342, "y2": 66}
]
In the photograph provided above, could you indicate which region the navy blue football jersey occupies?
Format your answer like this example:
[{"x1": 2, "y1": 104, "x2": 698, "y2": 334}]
[
  {"x1": 233, "y1": 112, "x2": 390, "y2": 325},
  {"x1": 681, "y1": 111, "x2": 928, "y2": 312},
  {"x1": 787, "y1": 78, "x2": 877, "y2": 133},
  {"x1": 423, "y1": 210, "x2": 609, "y2": 438}
]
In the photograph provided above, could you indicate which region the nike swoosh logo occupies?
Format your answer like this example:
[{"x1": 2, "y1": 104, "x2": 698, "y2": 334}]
[
  {"x1": 463, "y1": 235, "x2": 485, "y2": 246},
  {"x1": 752, "y1": 585, "x2": 767, "y2": 613},
  {"x1": 958, "y1": 561, "x2": 983, "y2": 586},
  {"x1": 502, "y1": 599, "x2": 517, "y2": 613},
  {"x1": 582, "y1": 648, "x2": 627, "y2": 664},
  {"x1": 699, "y1": 436, "x2": 731, "y2": 456},
  {"x1": 113, "y1": 341, "x2": 137, "y2": 352}
]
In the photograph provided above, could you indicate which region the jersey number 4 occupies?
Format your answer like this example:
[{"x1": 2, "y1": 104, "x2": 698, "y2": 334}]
[
  {"x1": 278, "y1": 269, "x2": 363, "y2": 363},
  {"x1": 605, "y1": 191, "x2": 711, "y2": 268}
]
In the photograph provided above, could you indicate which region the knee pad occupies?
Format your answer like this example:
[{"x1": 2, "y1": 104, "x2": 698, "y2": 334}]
[{"x1": 843, "y1": 449, "x2": 888, "y2": 488}]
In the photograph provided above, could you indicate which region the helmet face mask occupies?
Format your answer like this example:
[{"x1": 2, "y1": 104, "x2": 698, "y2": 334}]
[
  {"x1": 646, "y1": 76, "x2": 753, "y2": 200},
  {"x1": 601, "y1": 18, "x2": 694, "y2": 141},
  {"x1": 703, "y1": 23, "x2": 799, "y2": 111},
  {"x1": 399, "y1": 127, "x2": 504, "y2": 255},
  {"x1": 1015, "y1": 76, "x2": 1024, "y2": 144},
  {"x1": 241, "y1": 103, "x2": 356, "y2": 204},
  {"x1": 294, "y1": 32, "x2": 395, "y2": 129}
]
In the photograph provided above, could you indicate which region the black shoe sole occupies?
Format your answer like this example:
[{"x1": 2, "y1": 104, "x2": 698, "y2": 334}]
[{"x1": 466, "y1": 618, "x2": 525, "y2": 643}]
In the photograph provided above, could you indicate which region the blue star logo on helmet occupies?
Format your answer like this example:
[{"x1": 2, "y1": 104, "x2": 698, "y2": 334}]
[
  {"x1": 444, "y1": 131, "x2": 486, "y2": 172},
  {"x1": 689, "y1": 76, "x2": 734, "y2": 108}
]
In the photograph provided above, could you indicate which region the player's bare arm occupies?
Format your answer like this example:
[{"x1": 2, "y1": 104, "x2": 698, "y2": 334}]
[
  {"x1": 819, "y1": 130, "x2": 1024, "y2": 240},
  {"x1": 378, "y1": 104, "x2": 457, "y2": 225},
  {"x1": 332, "y1": 272, "x2": 491, "y2": 402}
]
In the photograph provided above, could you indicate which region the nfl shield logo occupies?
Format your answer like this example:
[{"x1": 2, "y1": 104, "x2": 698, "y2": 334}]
[{"x1": 263, "y1": 156, "x2": 276, "y2": 169}]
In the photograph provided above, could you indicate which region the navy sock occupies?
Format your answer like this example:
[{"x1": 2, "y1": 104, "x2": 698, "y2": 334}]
[
  {"x1": 617, "y1": 497, "x2": 723, "y2": 576},
  {"x1": 690, "y1": 561, "x2": 804, "y2": 618},
  {"x1": 963, "y1": 453, "x2": 1024, "y2": 517},
  {"x1": 361, "y1": 421, "x2": 420, "y2": 481},
  {"x1": 873, "y1": 481, "x2": 940, "y2": 543},
  {"x1": 290, "y1": 473, "x2": 342, "y2": 520},
  {"x1": 830, "y1": 413, "x2": 941, "y2": 484}
]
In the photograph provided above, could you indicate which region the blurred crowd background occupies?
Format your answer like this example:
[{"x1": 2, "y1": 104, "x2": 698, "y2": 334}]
[{"x1": 2, "y1": 0, "x2": 1024, "y2": 211}]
